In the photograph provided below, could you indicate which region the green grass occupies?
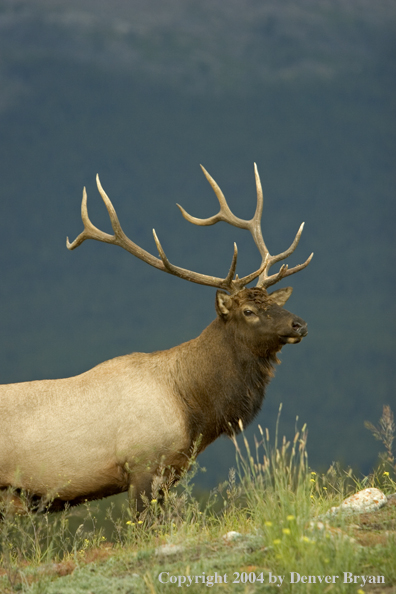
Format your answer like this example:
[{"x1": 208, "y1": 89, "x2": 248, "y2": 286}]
[{"x1": 1, "y1": 407, "x2": 395, "y2": 593}]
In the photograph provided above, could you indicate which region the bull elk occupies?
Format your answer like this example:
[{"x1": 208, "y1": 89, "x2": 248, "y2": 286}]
[{"x1": 0, "y1": 164, "x2": 313, "y2": 515}]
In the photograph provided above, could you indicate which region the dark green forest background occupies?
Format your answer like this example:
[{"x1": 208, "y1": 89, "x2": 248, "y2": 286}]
[{"x1": 0, "y1": 0, "x2": 395, "y2": 489}]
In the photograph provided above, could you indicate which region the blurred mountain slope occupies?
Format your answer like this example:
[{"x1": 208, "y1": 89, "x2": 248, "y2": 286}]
[{"x1": 1, "y1": 0, "x2": 395, "y2": 101}]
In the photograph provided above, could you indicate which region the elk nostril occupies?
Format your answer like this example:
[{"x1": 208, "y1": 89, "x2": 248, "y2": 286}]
[{"x1": 292, "y1": 320, "x2": 307, "y2": 336}]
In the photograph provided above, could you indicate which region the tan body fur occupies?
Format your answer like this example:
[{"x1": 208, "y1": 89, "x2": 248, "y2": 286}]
[{"x1": 0, "y1": 349, "x2": 190, "y2": 511}]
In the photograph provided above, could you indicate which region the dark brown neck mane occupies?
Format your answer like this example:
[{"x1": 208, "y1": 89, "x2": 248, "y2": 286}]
[{"x1": 170, "y1": 318, "x2": 280, "y2": 452}]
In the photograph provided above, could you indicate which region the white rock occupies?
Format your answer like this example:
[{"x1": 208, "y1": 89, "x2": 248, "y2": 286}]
[
  {"x1": 327, "y1": 488, "x2": 387, "y2": 516},
  {"x1": 222, "y1": 531, "x2": 242, "y2": 543}
]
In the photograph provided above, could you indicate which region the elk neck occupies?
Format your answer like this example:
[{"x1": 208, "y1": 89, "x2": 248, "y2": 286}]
[{"x1": 167, "y1": 317, "x2": 280, "y2": 452}]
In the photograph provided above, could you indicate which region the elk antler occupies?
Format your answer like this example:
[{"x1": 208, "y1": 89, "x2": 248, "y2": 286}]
[
  {"x1": 67, "y1": 174, "x2": 266, "y2": 294},
  {"x1": 178, "y1": 164, "x2": 313, "y2": 288}
]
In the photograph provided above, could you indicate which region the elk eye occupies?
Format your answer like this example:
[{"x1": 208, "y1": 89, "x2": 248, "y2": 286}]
[{"x1": 243, "y1": 309, "x2": 254, "y2": 317}]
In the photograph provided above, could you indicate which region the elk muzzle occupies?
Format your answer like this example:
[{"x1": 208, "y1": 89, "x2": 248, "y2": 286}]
[{"x1": 281, "y1": 314, "x2": 308, "y2": 344}]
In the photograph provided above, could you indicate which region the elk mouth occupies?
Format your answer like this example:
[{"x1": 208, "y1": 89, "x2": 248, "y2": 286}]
[
  {"x1": 282, "y1": 335, "x2": 303, "y2": 344},
  {"x1": 280, "y1": 322, "x2": 308, "y2": 344}
]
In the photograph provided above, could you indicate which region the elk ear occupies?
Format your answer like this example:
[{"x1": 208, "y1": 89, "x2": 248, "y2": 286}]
[
  {"x1": 269, "y1": 286, "x2": 293, "y2": 307},
  {"x1": 215, "y1": 290, "x2": 233, "y2": 318}
]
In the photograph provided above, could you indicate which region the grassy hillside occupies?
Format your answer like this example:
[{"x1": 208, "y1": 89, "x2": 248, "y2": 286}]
[{"x1": 1, "y1": 413, "x2": 395, "y2": 593}]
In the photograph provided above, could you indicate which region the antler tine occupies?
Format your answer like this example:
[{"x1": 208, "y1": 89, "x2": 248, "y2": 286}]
[
  {"x1": 225, "y1": 243, "x2": 239, "y2": 288},
  {"x1": 67, "y1": 176, "x2": 126, "y2": 251},
  {"x1": 67, "y1": 176, "x2": 169, "y2": 271},
  {"x1": 177, "y1": 166, "x2": 245, "y2": 228},
  {"x1": 249, "y1": 163, "x2": 270, "y2": 281},
  {"x1": 153, "y1": 229, "x2": 241, "y2": 288},
  {"x1": 66, "y1": 186, "x2": 109, "y2": 250},
  {"x1": 258, "y1": 222, "x2": 314, "y2": 288},
  {"x1": 262, "y1": 252, "x2": 314, "y2": 288}
]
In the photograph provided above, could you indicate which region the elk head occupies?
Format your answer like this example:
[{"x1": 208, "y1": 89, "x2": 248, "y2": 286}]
[{"x1": 215, "y1": 285, "x2": 307, "y2": 357}]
